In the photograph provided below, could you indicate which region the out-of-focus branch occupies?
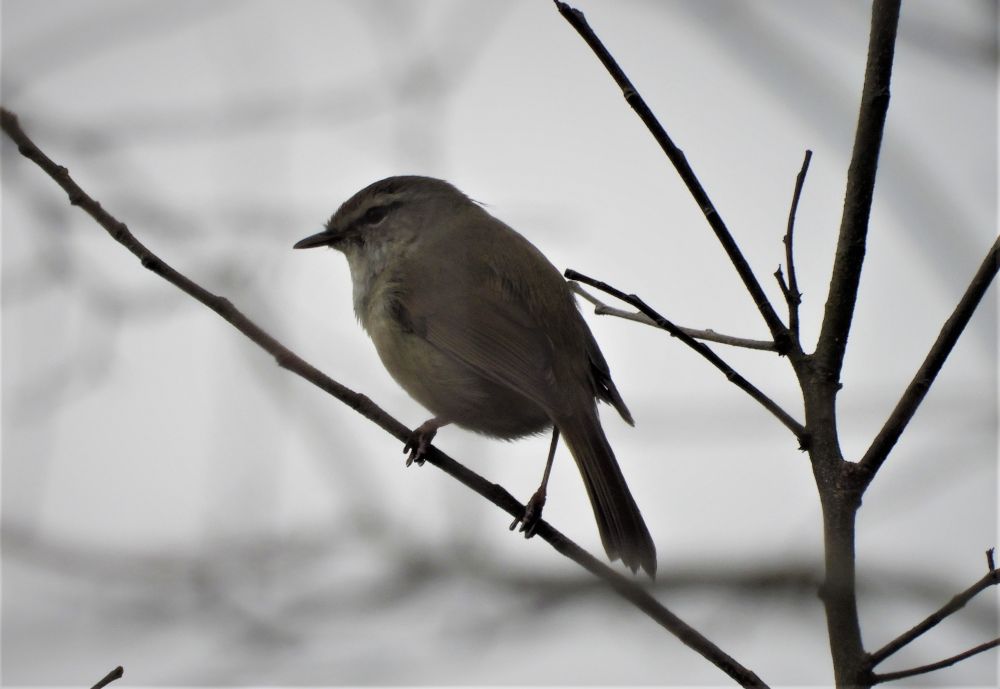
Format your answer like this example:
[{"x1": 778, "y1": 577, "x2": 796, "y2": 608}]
[
  {"x1": 813, "y1": 0, "x2": 900, "y2": 383},
  {"x1": 566, "y1": 269, "x2": 808, "y2": 448},
  {"x1": 569, "y1": 282, "x2": 778, "y2": 351},
  {"x1": 1, "y1": 107, "x2": 768, "y2": 689},
  {"x1": 855, "y1": 234, "x2": 1000, "y2": 487},
  {"x1": 554, "y1": 1, "x2": 790, "y2": 354}
]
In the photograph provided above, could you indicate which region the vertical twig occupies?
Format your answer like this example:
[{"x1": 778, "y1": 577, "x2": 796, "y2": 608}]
[{"x1": 781, "y1": 150, "x2": 812, "y2": 340}]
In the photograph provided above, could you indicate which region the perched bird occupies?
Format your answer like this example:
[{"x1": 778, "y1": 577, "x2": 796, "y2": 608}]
[{"x1": 294, "y1": 176, "x2": 656, "y2": 577}]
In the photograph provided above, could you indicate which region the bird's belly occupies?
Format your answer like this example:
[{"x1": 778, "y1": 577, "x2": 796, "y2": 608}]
[{"x1": 367, "y1": 313, "x2": 549, "y2": 439}]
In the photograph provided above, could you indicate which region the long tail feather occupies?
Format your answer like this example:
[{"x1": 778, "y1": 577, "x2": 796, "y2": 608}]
[{"x1": 557, "y1": 410, "x2": 656, "y2": 578}]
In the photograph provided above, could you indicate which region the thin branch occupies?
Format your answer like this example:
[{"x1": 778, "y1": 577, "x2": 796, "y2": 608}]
[
  {"x1": 774, "y1": 267, "x2": 793, "y2": 308},
  {"x1": 856, "y1": 234, "x2": 1000, "y2": 486},
  {"x1": 867, "y1": 558, "x2": 1000, "y2": 667},
  {"x1": 1, "y1": 107, "x2": 769, "y2": 689},
  {"x1": 530, "y1": 522, "x2": 769, "y2": 687},
  {"x1": 90, "y1": 666, "x2": 124, "y2": 689},
  {"x1": 781, "y1": 150, "x2": 812, "y2": 339},
  {"x1": 570, "y1": 282, "x2": 778, "y2": 351},
  {"x1": 871, "y1": 637, "x2": 1000, "y2": 684},
  {"x1": 566, "y1": 269, "x2": 808, "y2": 448},
  {"x1": 814, "y1": 0, "x2": 901, "y2": 382},
  {"x1": 554, "y1": 1, "x2": 790, "y2": 354}
]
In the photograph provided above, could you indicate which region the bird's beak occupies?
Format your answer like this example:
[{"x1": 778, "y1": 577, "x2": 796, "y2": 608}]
[{"x1": 293, "y1": 230, "x2": 339, "y2": 250}]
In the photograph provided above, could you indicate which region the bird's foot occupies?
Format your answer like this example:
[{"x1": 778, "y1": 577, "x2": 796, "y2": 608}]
[
  {"x1": 509, "y1": 488, "x2": 547, "y2": 538},
  {"x1": 403, "y1": 420, "x2": 440, "y2": 467}
]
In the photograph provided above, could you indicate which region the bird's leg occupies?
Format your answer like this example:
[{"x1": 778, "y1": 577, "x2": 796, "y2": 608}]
[
  {"x1": 510, "y1": 426, "x2": 559, "y2": 538},
  {"x1": 403, "y1": 416, "x2": 450, "y2": 466}
]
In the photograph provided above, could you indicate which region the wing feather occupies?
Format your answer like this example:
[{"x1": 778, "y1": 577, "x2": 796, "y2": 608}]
[{"x1": 394, "y1": 212, "x2": 579, "y2": 417}]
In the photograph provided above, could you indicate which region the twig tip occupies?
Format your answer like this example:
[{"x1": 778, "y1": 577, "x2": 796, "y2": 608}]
[
  {"x1": 987, "y1": 547, "x2": 995, "y2": 572},
  {"x1": 90, "y1": 666, "x2": 124, "y2": 689},
  {"x1": 553, "y1": 0, "x2": 577, "y2": 18}
]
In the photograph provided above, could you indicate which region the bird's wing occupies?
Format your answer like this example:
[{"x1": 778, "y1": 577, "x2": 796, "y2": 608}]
[
  {"x1": 583, "y1": 326, "x2": 634, "y2": 425},
  {"x1": 394, "y1": 222, "x2": 580, "y2": 416}
]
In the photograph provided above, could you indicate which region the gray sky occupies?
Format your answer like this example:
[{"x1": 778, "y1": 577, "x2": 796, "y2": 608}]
[{"x1": 2, "y1": 0, "x2": 997, "y2": 685}]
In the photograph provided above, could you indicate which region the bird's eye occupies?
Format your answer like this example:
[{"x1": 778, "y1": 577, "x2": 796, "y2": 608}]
[{"x1": 361, "y1": 205, "x2": 389, "y2": 226}]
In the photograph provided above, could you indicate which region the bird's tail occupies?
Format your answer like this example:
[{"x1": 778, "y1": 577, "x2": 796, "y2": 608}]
[{"x1": 557, "y1": 410, "x2": 656, "y2": 578}]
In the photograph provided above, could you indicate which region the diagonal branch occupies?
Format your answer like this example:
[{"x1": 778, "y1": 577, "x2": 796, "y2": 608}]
[
  {"x1": 856, "y1": 234, "x2": 1000, "y2": 486},
  {"x1": 1, "y1": 107, "x2": 769, "y2": 689},
  {"x1": 871, "y1": 637, "x2": 1000, "y2": 684},
  {"x1": 570, "y1": 282, "x2": 778, "y2": 351},
  {"x1": 813, "y1": 0, "x2": 901, "y2": 382},
  {"x1": 532, "y1": 520, "x2": 769, "y2": 688},
  {"x1": 866, "y1": 551, "x2": 999, "y2": 668},
  {"x1": 554, "y1": 1, "x2": 790, "y2": 354},
  {"x1": 566, "y1": 269, "x2": 808, "y2": 448}
]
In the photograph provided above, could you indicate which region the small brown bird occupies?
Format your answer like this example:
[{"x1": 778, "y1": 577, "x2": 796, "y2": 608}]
[{"x1": 294, "y1": 176, "x2": 656, "y2": 577}]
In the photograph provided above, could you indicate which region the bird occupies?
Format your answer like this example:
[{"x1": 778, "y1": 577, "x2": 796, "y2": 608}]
[{"x1": 294, "y1": 176, "x2": 656, "y2": 577}]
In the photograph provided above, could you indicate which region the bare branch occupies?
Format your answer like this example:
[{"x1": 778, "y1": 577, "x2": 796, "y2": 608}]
[
  {"x1": 782, "y1": 150, "x2": 812, "y2": 339},
  {"x1": 804, "y1": 5, "x2": 900, "y2": 685},
  {"x1": 856, "y1": 234, "x2": 1000, "y2": 486},
  {"x1": 531, "y1": 522, "x2": 769, "y2": 688},
  {"x1": 674, "y1": 326, "x2": 776, "y2": 352},
  {"x1": 774, "y1": 267, "x2": 793, "y2": 307},
  {"x1": 1, "y1": 107, "x2": 769, "y2": 689},
  {"x1": 871, "y1": 637, "x2": 1000, "y2": 684},
  {"x1": 566, "y1": 269, "x2": 808, "y2": 448},
  {"x1": 90, "y1": 666, "x2": 124, "y2": 689},
  {"x1": 867, "y1": 561, "x2": 1000, "y2": 667},
  {"x1": 570, "y1": 282, "x2": 778, "y2": 351},
  {"x1": 554, "y1": 1, "x2": 790, "y2": 354},
  {"x1": 814, "y1": 0, "x2": 900, "y2": 382}
]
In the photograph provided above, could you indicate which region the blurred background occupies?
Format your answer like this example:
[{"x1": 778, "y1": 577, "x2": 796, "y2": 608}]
[{"x1": 1, "y1": 0, "x2": 997, "y2": 685}]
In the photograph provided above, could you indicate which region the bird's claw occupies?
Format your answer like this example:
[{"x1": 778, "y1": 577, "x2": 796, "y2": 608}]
[
  {"x1": 509, "y1": 489, "x2": 547, "y2": 538},
  {"x1": 403, "y1": 424, "x2": 437, "y2": 466}
]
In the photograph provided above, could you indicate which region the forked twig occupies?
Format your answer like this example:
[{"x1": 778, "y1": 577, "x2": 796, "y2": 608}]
[
  {"x1": 554, "y1": 0, "x2": 790, "y2": 354},
  {"x1": 566, "y1": 269, "x2": 808, "y2": 448},
  {"x1": 570, "y1": 282, "x2": 778, "y2": 351},
  {"x1": 866, "y1": 552, "x2": 1000, "y2": 668}
]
